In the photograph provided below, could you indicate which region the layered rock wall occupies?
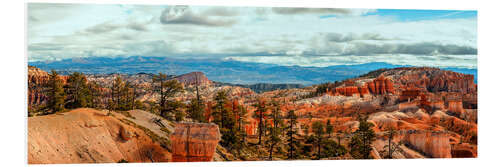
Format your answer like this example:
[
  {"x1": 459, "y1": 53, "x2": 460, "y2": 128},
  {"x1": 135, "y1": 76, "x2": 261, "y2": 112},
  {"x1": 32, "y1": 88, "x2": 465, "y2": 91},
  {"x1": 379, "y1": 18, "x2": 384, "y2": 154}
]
[
  {"x1": 174, "y1": 72, "x2": 212, "y2": 86},
  {"x1": 402, "y1": 131, "x2": 452, "y2": 158},
  {"x1": 170, "y1": 123, "x2": 220, "y2": 162}
]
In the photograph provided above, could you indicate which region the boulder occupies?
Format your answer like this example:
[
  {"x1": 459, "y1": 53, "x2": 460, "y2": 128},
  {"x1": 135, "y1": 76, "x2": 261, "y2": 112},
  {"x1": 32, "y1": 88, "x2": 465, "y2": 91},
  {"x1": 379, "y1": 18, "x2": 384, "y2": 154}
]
[
  {"x1": 170, "y1": 122, "x2": 221, "y2": 162},
  {"x1": 120, "y1": 126, "x2": 132, "y2": 141},
  {"x1": 451, "y1": 143, "x2": 477, "y2": 158}
]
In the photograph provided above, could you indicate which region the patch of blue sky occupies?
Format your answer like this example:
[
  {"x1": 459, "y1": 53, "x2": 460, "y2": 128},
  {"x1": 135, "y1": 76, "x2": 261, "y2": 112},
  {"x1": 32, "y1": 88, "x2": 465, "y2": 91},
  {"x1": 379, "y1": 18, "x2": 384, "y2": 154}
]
[
  {"x1": 319, "y1": 9, "x2": 476, "y2": 21},
  {"x1": 366, "y1": 9, "x2": 476, "y2": 21}
]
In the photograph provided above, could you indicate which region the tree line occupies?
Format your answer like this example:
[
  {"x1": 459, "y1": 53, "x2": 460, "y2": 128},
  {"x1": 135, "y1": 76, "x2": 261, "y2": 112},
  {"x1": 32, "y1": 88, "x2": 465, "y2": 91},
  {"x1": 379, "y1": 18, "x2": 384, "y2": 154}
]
[
  {"x1": 37, "y1": 70, "x2": 143, "y2": 116},
  {"x1": 40, "y1": 70, "x2": 388, "y2": 160}
]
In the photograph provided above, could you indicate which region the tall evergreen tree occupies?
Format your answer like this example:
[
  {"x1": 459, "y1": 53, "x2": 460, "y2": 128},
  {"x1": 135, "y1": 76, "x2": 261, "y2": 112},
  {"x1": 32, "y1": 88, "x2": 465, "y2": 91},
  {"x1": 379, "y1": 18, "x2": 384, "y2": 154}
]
[
  {"x1": 47, "y1": 70, "x2": 65, "y2": 114},
  {"x1": 266, "y1": 100, "x2": 283, "y2": 160},
  {"x1": 383, "y1": 127, "x2": 402, "y2": 159},
  {"x1": 212, "y1": 90, "x2": 240, "y2": 150},
  {"x1": 187, "y1": 97, "x2": 205, "y2": 122},
  {"x1": 152, "y1": 73, "x2": 183, "y2": 118},
  {"x1": 236, "y1": 105, "x2": 249, "y2": 142},
  {"x1": 212, "y1": 90, "x2": 229, "y2": 128},
  {"x1": 349, "y1": 115, "x2": 376, "y2": 159},
  {"x1": 87, "y1": 81, "x2": 101, "y2": 108},
  {"x1": 286, "y1": 109, "x2": 301, "y2": 159},
  {"x1": 253, "y1": 99, "x2": 268, "y2": 145},
  {"x1": 312, "y1": 121, "x2": 325, "y2": 159},
  {"x1": 326, "y1": 119, "x2": 334, "y2": 138},
  {"x1": 110, "y1": 76, "x2": 124, "y2": 111},
  {"x1": 66, "y1": 72, "x2": 91, "y2": 109}
]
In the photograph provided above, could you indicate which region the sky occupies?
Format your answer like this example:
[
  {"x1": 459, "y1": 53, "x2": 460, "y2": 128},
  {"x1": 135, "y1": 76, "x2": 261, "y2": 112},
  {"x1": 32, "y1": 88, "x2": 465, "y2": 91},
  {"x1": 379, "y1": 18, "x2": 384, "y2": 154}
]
[{"x1": 27, "y1": 3, "x2": 477, "y2": 69}]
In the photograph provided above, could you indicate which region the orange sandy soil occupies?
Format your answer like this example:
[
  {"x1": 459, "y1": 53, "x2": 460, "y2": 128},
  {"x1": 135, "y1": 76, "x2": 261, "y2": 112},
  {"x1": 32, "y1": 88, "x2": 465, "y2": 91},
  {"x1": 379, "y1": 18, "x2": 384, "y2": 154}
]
[{"x1": 27, "y1": 108, "x2": 171, "y2": 164}]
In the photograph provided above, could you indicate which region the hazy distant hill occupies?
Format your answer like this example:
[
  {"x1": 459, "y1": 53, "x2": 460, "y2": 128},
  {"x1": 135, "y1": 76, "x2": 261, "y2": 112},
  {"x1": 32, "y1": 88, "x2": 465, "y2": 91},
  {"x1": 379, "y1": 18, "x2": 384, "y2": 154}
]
[
  {"x1": 215, "y1": 82, "x2": 305, "y2": 93},
  {"x1": 29, "y1": 56, "x2": 476, "y2": 85}
]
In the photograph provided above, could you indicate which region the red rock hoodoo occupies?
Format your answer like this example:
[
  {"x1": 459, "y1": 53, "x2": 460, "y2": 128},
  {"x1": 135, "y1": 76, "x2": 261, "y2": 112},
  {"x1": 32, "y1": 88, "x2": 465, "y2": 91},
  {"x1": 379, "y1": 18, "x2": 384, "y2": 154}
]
[
  {"x1": 368, "y1": 75, "x2": 394, "y2": 95},
  {"x1": 331, "y1": 75, "x2": 395, "y2": 97},
  {"x1": 170, "y1": 122, "x2": 221, "y2": 162}
]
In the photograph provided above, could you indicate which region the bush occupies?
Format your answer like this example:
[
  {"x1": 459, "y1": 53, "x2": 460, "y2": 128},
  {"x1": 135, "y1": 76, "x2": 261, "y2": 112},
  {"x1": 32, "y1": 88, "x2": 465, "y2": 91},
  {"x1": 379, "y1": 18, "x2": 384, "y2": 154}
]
[{"x1": 320, "y1": 139, "x2": 347, "y2": 158}]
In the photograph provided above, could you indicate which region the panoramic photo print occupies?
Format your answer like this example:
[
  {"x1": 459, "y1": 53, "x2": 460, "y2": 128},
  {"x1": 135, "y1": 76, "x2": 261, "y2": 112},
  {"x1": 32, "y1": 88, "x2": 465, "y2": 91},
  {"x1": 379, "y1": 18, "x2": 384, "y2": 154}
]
[{"x1": 27, "y1": 3, "x2": 477, "y2": 164}]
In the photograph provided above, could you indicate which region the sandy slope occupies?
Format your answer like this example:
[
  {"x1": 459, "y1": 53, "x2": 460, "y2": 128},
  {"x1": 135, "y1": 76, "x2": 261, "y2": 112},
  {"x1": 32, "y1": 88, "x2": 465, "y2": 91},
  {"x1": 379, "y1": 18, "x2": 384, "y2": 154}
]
[{"x1": 27, "y1": 108, "x2": 171, "y2": 164}]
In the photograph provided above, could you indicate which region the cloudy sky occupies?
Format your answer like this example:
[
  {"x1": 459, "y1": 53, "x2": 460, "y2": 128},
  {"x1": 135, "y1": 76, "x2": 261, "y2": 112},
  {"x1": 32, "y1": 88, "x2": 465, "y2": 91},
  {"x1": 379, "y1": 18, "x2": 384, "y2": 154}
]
[{"x1": 28, "y1": 3, "x2": 477, "y2": 69}]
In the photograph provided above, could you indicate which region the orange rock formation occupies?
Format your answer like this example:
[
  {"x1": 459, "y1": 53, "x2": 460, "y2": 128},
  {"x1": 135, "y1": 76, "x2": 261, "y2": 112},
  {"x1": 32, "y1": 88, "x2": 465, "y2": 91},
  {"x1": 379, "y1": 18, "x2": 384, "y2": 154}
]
[
  {"x1": 170, "y1": 123, "x2": 221, "y2": 162},
  {"x1": 402, "y1": 130, "x2": 452, "y2": 158}
]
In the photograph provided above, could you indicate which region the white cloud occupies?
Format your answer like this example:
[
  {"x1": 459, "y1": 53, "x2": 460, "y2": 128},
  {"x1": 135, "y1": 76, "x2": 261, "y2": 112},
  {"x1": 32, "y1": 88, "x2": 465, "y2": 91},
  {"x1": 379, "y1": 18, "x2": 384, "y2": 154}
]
[{"x1": 27, "y1": 3, "x2": 477, "y2": 69}]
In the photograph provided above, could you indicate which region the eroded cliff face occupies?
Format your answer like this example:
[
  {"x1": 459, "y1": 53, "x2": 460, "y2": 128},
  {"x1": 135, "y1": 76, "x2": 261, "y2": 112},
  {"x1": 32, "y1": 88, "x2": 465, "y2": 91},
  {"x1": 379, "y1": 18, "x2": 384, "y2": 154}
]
[
  {"x1": 381, "y1": 67, "x2": 476, "y2": 94},
  {"x1": 328, "y1": 76, "x2": 395, "y2": 97},
  {"x1": 402, "y1": 130, "x2": 452, "y2": 158},
  {"x1": 28, "y1": 67, "x2": 48, "y2": 107},
  {"x1": 174, "y1": 72, "x2": 212, "y2": 86},
  {"x1": 27, "y1": 66, "x2": 477, "y2": 160},
  {"x1": 170, "y1": 123, "x2": 221, "y2": 162},
  {"x1": 28, "y1": 108, "x2": 170, "y2": 164},
  {"x1": 28, "y1": 66, "x2": 69, "y2": 108}
]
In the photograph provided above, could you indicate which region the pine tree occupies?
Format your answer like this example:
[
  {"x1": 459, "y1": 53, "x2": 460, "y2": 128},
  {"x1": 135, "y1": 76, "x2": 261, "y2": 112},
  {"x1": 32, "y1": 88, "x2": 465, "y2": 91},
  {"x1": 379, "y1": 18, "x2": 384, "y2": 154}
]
[
  {"x1": 152, "y1": 73, "x2": 183, "y2": 118},
  {"x1": 165, "y1": 100, "x2": 184, "y2": 121},
  {"x1": 326, "y1": 119, "x2": 334, "y2": 138},
  {"x1": 286, "y1": 109, "x2": 301, "y2": 159},
  {"x1": 123, "y1": 81, "x2": 132, "y2": 110},
  {"x1": 304, "y1": 124, "x2": 310, "y2": 137},
  {"x1": 87, "y1": 81, "x2": 101, "y2": 108},
  {"x1": 383, "y1": 127, "x2": 402, "y2": 159},
  {"x1": 212, "y1": 90, "x2": 240, "y2": 150},
  {"x1": 66, "y1": 72, "x2": 91, "y2": 109},
  {"x1": 253, "y1": 99, "x2": 268, "y2": 145},
  {"x1": 349, "y1": 115, "x2": 376, "y2": 159},
  {"x1": 312, "y1": 121, "x2": 325, "y2": 159},
  {"x1": 212, "y1": 90, "x2": 229, "y2": 128},
  {"x1": 47, "y1": 70, "x2": 65, "y2": 114},
  {"x1": 266, "y1": 100, "x2": 283, "y2": 160},
  {"x1": 111, "y1": 76, "x2": 124, "y2": 111},
  {"x1": 187, "y1": 97, "x2": 205, "y2": 122},
  {"x1": 236, "y1": 105, "x2": 249, "y2": 142}
]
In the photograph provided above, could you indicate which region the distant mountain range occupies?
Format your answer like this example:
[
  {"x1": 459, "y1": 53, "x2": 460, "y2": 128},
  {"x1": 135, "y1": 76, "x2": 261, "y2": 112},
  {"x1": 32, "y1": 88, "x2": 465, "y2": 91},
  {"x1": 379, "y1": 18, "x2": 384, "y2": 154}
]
[
  {"x1": 29, "y1": 56, "x2": 477, "y2": 85},
  {"x1": 215, "y1": 82, "x2": 305, "y2": 93}
]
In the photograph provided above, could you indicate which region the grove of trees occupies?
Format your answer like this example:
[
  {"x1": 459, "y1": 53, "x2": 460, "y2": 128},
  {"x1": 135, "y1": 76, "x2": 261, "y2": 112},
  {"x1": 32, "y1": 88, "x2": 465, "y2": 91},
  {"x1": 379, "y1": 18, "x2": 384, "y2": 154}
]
[{"x1": 40, "y1": 70, "x2": 384, "y2": 161}]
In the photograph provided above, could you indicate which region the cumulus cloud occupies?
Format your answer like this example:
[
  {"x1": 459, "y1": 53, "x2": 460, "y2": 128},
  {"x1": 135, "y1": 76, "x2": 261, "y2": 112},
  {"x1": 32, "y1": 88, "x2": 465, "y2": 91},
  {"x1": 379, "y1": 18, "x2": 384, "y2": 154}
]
[
  {"x1": 226, "y1": 53, "x2": 477, "y2": 69},
  {"x1": 201, "y1": 7, "x2": 240, "y2": 16},
  {"x1": 27, "y1": 4, "x2": 477, "y2": 69},
  {"x1": 335, "y1": 42, "x2": 477, "y2": 56},
  {"x1": 126, "y1": 21, "x2": 150, "y2": 31},
  {"x1": 83, "y1": 20, "x2": 152, "y2": 35},
  {"x1": 28, "y1": 43, "x2": 64, "y2": 51},
  {"x1": 84, "y1": 22, "x2": 121, "y2": 34},
  {"x1": 324, "y1": 32, "x2": 391, "y2": 42},
  {"x1": 160, "y1": 6, "x2": 237, "y2": 27}
]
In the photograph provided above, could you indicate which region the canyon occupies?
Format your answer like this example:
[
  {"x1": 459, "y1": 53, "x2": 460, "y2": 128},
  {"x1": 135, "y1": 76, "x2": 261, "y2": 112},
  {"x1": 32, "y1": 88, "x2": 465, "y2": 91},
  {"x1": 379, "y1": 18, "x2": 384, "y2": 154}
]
[{"x1": 27, "y1": 65, "x2": 477, "y2": 163}]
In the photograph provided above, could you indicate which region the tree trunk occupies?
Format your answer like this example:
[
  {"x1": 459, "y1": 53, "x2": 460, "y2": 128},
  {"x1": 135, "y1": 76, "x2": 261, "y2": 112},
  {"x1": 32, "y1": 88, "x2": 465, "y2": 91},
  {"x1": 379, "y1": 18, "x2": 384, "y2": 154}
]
[{"x1": 269, "y1": 144, "x2": 274, "y2": 160}]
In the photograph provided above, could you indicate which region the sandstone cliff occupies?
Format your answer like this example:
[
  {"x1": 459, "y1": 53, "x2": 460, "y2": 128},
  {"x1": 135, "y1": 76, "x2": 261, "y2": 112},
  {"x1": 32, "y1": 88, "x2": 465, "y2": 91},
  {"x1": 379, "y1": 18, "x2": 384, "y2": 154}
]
[
  {"x1": 28, "y1": 66, "x2": 69, "y2": 108},
  {"x1": 402, "y1": 130, "x2": 452, "y2": 158},
  {"x1": 170, "y1": 122, "x2": 220, "y2": 162},
  {"x1": 174, "y1": 72, "x2": 212, "y2": 86}
]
